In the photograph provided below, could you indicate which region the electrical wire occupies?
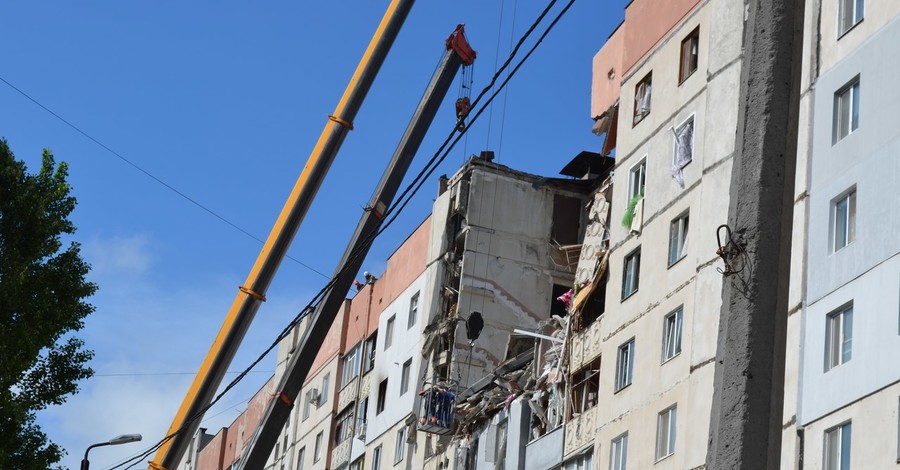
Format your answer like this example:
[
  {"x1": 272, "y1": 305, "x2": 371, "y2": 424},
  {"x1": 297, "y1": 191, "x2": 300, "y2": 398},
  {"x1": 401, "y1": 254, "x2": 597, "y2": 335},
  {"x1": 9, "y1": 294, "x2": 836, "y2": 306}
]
[
  {"x1": 0, "y1": 75, "x2": 330, "y2": 280},
  {"x1": 111, "y1": 1, "x2": 577, "y2": 467}
]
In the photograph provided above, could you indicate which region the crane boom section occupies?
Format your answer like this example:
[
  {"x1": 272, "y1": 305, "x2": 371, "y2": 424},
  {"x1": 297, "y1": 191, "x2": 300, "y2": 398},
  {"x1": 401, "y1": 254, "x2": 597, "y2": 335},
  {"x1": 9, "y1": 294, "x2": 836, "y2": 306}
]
[
  {"x1": 238, "y1": 25, "x2": 475, "y2": 469},
  {"x1": 148, "y1": 1, "x2": 415, "y2": 468}
]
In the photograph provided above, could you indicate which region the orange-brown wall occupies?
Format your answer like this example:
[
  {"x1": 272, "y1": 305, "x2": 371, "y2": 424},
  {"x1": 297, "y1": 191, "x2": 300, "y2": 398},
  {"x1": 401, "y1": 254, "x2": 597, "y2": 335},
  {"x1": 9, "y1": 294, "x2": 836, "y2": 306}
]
[
  {"x1": 593, "y1": 0, "x2": 702, "y2": 117},
  {"x1": 622, "y1": 0, "x2": 702, "y2": 74},
  {"x1": 342, "y1": 216, "x2": 431, "y2": 351},
  {"x1": 591, "y1": 24, "x2": 625, "y2": 118},
  {"x1": 196, "y1": 429, "x2": 227, "y2": 470}
]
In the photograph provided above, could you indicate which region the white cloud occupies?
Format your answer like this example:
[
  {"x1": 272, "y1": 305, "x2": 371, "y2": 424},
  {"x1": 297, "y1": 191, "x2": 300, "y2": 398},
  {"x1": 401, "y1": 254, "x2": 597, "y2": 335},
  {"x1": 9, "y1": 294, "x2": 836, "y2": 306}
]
[{"x1": 83, "y1": 234, "x2": 154, "y2": 278}]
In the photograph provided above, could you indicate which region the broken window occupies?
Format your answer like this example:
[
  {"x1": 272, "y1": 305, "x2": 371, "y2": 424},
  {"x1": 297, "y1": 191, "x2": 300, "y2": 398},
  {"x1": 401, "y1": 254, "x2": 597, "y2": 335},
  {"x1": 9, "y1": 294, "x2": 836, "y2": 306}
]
[
  {"x1": 376, "y1": 379, "x2": 388, "y2": 414},
  {"x1": 569, "y1": 357, "x2": 601, "y2": 417},
  {"x1": 363, "y1": 332, "x2": 378, "y2": 373},
  {"x1": 662, "y1": 307, "x2": 683, "y2": 362},
  {"x1": 672, "y1": 116, "x2": 694, "y2": 187},
  {"x1": 334, "y1": 406, "x2": 354, "y2": 445},
  {"x1": 679, "y1": 27, "x2": 700, "y2": 83},
  {"x1": 552, "y1": 194, "x2": 582, "y2": 245},
  {"x1": 668, "y1": 213, "x2": 689, "y2": 266},
  {"x1": 633, "y1": 72, "x2": 652, "y2": 125},
  {"x1": 622, "y1": 248, "x2": 641, "y2": 300},
  {"x1": 615, "y1": 339, "x2": 634, "y2": 391},
  {"x1": 385, "y1": 315, "x2": 395, "y2": 350}
]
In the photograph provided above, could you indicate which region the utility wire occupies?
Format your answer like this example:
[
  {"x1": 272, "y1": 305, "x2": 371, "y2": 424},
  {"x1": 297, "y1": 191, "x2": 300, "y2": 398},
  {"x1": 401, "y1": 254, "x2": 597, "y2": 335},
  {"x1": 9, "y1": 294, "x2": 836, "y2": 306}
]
[
  {"x1": 0, "y1": 75, "x2": 329, "y2": 280},
  {"x1": 111, "y1": 1, "x2": 576, "y2": 467}
]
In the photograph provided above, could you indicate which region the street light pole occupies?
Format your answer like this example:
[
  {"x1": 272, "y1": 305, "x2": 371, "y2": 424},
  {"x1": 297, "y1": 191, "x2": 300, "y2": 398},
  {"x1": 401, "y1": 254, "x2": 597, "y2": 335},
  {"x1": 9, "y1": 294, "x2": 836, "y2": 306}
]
[{"x1": 81, "y1": 434, "x2": 142, "y2": 470}]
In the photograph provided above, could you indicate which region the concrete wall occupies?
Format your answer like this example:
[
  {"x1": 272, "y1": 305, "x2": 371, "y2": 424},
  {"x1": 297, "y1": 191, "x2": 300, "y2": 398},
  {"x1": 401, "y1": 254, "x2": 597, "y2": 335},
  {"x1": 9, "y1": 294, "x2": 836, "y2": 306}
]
[
  {"x1": 587, "y1": 0, "x2": 742, "y2": 467},
  {"x1": 591, "y1": 24, "x2": 624, "y2": 118}
]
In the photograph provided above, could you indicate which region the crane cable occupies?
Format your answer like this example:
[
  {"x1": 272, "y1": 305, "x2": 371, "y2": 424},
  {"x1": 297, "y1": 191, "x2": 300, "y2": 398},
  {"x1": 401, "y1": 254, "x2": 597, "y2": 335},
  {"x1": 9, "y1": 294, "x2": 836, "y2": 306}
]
[{"x1": 111, "y1": 1, "x2": 576, "y2": 467}]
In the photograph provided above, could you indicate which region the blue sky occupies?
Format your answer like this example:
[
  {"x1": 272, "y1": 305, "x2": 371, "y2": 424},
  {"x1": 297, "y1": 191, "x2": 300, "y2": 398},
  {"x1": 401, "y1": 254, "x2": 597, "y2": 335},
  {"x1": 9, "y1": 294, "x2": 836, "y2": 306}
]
[{"x1": 1, "y1": 1, "x2": 626, "y2": 468}]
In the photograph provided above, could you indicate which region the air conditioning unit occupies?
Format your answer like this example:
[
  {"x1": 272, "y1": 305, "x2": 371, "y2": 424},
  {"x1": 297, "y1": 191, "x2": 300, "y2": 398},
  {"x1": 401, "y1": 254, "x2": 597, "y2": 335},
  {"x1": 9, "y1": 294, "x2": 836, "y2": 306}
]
[
  {"x1": 355, "y1": 422, "x2": 367, "y2": 440},
  {"x1": 452, "y1": 180, "x2": 469, "y2": 214},
  {"x1": 308, "y1": 388, "x2": 320, "y2": 406}
]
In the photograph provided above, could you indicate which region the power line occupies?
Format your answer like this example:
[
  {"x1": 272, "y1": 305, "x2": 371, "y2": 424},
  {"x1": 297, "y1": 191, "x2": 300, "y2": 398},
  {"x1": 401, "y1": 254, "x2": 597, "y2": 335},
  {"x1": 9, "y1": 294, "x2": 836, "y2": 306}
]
[
  {"x1": 92, "y1": 370, "x2": 273, "y2": 378},
  {"x1": 111, "y1": 1, "x2": 576, "y2": 467},
  {"x1": 0, "y1": 75, "x2": 329, "y2": 280}
]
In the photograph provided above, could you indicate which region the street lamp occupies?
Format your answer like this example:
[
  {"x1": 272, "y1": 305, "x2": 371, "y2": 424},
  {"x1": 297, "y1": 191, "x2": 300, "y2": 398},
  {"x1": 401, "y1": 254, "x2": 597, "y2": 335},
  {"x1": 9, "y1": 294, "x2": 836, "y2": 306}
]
[{"x1": 81, "y1": 434, "x2": 142, "y2": 470}]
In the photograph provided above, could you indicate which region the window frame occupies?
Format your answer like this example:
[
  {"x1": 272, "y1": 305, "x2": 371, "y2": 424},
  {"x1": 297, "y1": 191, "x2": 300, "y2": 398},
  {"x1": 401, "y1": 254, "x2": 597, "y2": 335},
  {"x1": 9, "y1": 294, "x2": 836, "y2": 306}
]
[
  {"x1": 385, "y1": 315, "x2": 396, "y2": 350},
  {"x1": 615, "y1": 338, "x2": 635, "y2": 392},
  {"x1": 318, "y1": 373, "x2": 329, "y2": 408},
  {"x1": 627, "y1": 158, "x2": 647, "y2": 201},
  {"x1": 655, "y1": 405, "x2": 677, "y2": 461},
  {"x1": 570, "y1": 357, "x2": 601, "y2": 417},
  {"x1": 334, "y1": 407, "x2": 355, "y2": 445},
  {"x1": 824, "y1": 421, "x2": 852, "y2": 470},
  {"x1": 341, "y1": 343, "x2": 361, "y2": 388},
  {"x1": 633, "y1": 72, "x2": 653, "y2": 126},
  {"x1": 668, "y1": 213, "x2": 689, "y2": 267},
  {"x1": 837, "y1": 0, "x2": 864, "y2": 37},
  {"x1": 313, "y1": 431, "x2": 323, "y2": 462},
  {"x1": 394, "y1": 427, "x2": 406, "y2": 464},
  {"x1": 376, "y1": 378, "x2": 388, "y2": 414},
  {"x1": 400, "y1": 358, "x2": 412, "y2": 396},
  {"x1": 372, "y1": 444, "x2": 383, "y2": 470},
  {"x1": 363, "y1": 332, "x2": 378, "y2": 373},
  {"x1": 825, "y1": 303, "x2": 853, "y2": 371},
  {"x1": 831, "y1": 188, "x2": 856, "y2": 252},
  {"x1": 672, "y1": 115, "x2": 695, "y2": 172},
  {"x1": 833, "y1": 77, "x2": 860, "y2": 144},
  {"x1": 610, "y1": 432, "x2": 628, "y2": 470},
  {"x1": 408, "y1": 291, "x2": 420, "y2": 329},
  {"x1": 678, "y1": 27, "x2": 700, "y2": 84},
  {"x1": 662, "y1": 306, "x2": 684, "y2": 363},
  {"x1": 622, "y1": 248, "x2": 641, "y2": 300}
]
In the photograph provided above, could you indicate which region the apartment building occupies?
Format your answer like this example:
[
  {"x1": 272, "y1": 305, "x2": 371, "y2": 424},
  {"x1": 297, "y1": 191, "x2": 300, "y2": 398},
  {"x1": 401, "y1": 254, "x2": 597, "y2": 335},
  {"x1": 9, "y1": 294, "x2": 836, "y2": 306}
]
[{"x1": 783, "y1": 2, "x2": 900, "y2": 469}]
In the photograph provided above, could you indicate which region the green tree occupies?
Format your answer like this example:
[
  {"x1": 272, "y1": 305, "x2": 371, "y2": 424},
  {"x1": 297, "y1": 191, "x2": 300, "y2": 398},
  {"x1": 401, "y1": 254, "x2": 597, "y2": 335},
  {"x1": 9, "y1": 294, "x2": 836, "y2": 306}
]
[{"x1": 0, "y1": 139, "x2": 96, "y2": 469}]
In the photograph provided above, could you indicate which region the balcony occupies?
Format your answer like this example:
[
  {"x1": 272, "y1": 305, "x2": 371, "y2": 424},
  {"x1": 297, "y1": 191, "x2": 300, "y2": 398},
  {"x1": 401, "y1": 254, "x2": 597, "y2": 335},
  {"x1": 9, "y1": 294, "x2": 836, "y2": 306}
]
[
  {"x1": 570, "y1": 317, "x2": 603, "y2": 371},
  {"x1": 331, "y1": 439, "x2": 351, "y2": 468},
  {"x1": 338, "y1": 377, "x2": 358, "y2": 411},
  {"x1": 564, "y1": 406, "x2": 598, "y2": 458}
]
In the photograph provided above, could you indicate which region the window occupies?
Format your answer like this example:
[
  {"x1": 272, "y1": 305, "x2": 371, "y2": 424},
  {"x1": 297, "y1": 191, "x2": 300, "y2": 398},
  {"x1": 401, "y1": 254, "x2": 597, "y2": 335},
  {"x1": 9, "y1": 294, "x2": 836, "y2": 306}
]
[
  {"x1": 385, "y1": 315, "x2": 396, "y2": 350},
  {"x1": 834, "y1": 78, "x2": 860, "y2": 143},
  {"x1": 656, "y1": 405, "x2": 677, "y2": 460},
  {"x1": 350, "y1": 457, "x2": 365, "y2": 470},
  {"x1": 668, "y1": 214, "x2": 689, "y2": 266},
  {"x1": 570, "y1": 357, "x2": 601, "y2": 416},
  {"x1": 408, "y1": 292, "x2": 420, "y2": 329},
  {"x1": 302, "y1": 388, "x2": 314, "y2": 421},
  {"x1": 628, "y1": 158, "x2": 646, "y2": 201},
  {"x1": 615, "y1": 339, "x2": 635, "y2": 391},
  {"x1": 663, "y1": 307, "x2": 684, "y2": 362},
  {"x1": 633, "y1": 72, "x2": 652, "y2": 125},
  {"x1": 395, "y1": 427, "x2": 406, "y2": 464},
  {"x1": 313, "y1": 431, "x2": 323, "y2": 462},
  {"x1": 832, "y1": 189, "x2": 856, "y2": 252},
  {"x1": 356, "y1": 397, "x2": 369, "y2": 437},
  {"x1": 838, "y1": 0, "x2": 864, "y2": 36},
  {"x1": 297, "y1": 447, "x2": 305, "y2": 470},
  {"x1": 610, "y1": 433, "x2": 628, "y2": 470},
  {"x1": 562, "y1": 451, "x2": 593, "y2": 470},
  {"x1": 376, "y1": 378, "x2": 388, "y2": 414},
  {"x1": 679, "y1": 27, "x2": 700, "y2": 83},
  {"x1": 334, "y1": 407, "x2": 354, "y2": 445},
  {"x1": 824, "y1": 421, "x2": 851, "y2": 470},
  {"x1": 364, "y1": 332, "x2": 378, "y2": 372},
  {"x1": 372, "y1": 445, "x2": 382, "y2": 470},
  {"x1": 496, "y1": 420, "x2": 508, "y2": 470},
  {"x1": 672, "y1": 116, "x2": 694, "y2": 187},
  {"x1": 622, "y1": 248, "x2": 641, "y2": 300},
  {"x1": 400, "y1": 358, "x2": 412, "y2": 395},
  {"x1": 826, "y1": 304, "x2": 853, "y2": 371},
  {"x1": 341, "y1": 343, "x2": 360, "y2": 388},
  {"x1": 318, "y1": 373, "x2": 329, "y2": 408}
]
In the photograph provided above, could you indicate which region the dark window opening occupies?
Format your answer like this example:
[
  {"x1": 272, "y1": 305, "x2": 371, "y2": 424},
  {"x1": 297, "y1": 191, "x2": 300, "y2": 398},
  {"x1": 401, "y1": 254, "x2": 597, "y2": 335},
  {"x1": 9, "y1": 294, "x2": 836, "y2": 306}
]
[{"x1": 551, "y1": 195, "x2": 582, "y2": 245}]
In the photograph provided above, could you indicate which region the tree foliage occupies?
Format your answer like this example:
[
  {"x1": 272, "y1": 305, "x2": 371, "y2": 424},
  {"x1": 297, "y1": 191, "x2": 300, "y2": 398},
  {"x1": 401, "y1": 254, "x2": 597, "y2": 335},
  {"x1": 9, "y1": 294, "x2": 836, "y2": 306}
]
[{"x1": 0, "y1": 139, "x2": 97, "y2": 469}]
